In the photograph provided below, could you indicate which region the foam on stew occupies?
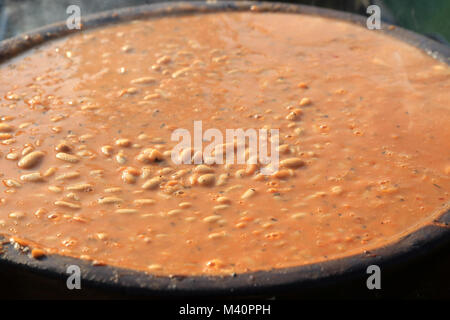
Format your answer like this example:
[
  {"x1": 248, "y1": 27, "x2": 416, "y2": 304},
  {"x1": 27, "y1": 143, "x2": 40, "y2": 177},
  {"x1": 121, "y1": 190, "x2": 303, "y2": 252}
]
[{"x1": 0, "y1": 12, "x2": 449, "y2": 275}]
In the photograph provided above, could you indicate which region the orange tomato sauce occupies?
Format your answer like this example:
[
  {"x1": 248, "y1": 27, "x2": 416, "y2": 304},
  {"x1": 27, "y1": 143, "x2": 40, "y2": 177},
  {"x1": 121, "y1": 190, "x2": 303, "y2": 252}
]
[{"x1": 0, "y1": 12, "x2": 449, "y2": 275}]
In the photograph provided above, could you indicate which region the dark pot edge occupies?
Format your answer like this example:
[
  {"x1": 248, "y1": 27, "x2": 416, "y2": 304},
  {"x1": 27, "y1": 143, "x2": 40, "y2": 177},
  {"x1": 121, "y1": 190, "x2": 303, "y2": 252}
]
[
  {"x1": 0, "y1": 1, "x2": 449, "y2": 63},
  {"x1": 0, "y1": 1, "x2": 449, "y2": 296}
]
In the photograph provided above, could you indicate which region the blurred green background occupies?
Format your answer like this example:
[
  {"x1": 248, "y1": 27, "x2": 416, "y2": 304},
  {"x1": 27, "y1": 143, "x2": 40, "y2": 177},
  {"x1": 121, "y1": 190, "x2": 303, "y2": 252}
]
[
  {"x1": 382, "y1": 0, "x2": 450, "y2": 43},
  {"x1": 283, "y1": 0, "x2": 450, "y2": 43}
]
